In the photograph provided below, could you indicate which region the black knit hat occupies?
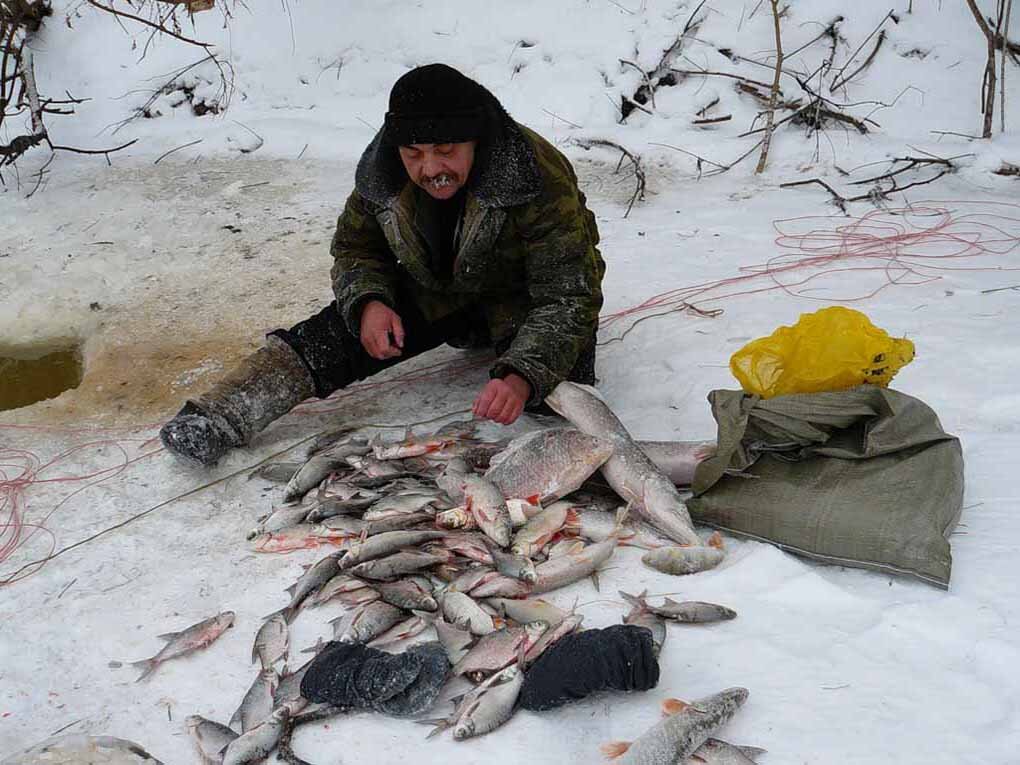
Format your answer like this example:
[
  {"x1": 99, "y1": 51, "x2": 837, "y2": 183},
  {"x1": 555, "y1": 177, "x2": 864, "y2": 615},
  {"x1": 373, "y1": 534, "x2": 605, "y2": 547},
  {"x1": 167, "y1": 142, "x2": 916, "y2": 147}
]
[{"x1": 384, "y1": 64, "x2": 490, "y2": 146}]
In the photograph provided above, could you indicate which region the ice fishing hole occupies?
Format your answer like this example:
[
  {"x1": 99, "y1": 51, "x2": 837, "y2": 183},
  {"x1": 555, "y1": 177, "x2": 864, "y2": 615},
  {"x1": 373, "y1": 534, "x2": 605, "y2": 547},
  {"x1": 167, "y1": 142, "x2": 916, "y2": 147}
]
[{"x1": 0, "y1": 342, "x2": 84, "y2": 411}]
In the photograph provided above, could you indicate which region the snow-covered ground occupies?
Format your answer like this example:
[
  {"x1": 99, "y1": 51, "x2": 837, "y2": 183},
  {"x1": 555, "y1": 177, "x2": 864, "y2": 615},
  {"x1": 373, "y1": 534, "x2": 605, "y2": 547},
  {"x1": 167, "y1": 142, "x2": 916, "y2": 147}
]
[{"x1": 2, "y1": 1, "x2": 1020, "y2": 763}]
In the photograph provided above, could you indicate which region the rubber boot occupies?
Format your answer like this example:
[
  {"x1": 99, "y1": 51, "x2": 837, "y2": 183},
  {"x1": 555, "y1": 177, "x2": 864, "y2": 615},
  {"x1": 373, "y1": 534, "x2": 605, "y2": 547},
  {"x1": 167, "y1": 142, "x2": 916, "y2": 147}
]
[{"x1": 160, "y1": 336, "x2": 315, "y2": 466}]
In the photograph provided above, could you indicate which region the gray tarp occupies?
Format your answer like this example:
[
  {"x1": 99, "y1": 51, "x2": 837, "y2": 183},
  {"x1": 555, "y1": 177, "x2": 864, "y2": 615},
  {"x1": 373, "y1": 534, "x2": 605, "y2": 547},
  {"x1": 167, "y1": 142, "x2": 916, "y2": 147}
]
[{"x1": 688, "y1": 385, "x2": 964, "y2": 588}]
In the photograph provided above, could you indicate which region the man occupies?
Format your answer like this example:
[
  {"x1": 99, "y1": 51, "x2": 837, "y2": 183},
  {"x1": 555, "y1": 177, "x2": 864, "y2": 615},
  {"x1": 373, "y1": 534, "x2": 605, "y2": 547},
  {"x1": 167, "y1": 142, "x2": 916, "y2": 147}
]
[{"x1": 160, "y1": 63, "x2": 605, "y2": 465}]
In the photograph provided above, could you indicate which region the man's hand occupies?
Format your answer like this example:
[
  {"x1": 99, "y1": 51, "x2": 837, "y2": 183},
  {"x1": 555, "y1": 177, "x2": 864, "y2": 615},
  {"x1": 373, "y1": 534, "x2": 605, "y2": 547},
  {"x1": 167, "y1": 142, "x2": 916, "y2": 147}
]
[
  {"x1": 473, "y1": 373, "x2": 532, "y2": 425},
  {"x1": 360, "y1": 300, "x2": 405, "y2": 360}
]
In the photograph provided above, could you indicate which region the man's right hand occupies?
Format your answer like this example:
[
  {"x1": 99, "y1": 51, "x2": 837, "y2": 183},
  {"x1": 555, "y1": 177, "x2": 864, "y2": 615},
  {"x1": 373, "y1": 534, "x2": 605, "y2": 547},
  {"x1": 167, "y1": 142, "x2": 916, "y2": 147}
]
[{"x1": 359, "y1": 300, "x2": 405, "y2": 360}]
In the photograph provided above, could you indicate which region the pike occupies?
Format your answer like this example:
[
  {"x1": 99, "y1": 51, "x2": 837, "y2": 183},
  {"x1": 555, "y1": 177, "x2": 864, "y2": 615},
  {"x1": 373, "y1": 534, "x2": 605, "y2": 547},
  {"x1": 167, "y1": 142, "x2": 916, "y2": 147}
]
[
  {"x1": 229, "y1": 667, "x2": 278, "y2": 733},
  {"x1": 601, "y1": 687, "x2": 749, "y2": 764},
  {"x1": 620, "y1": 591, "x2": 736, "y2": 623},
  {"x1": 186, "y1": 715, "x2": 239, "y2": 764},
  {"x1": 484, "y1": 427, "x2": 614, "y2": 502},
  {"x1": 130, "y1": 611, "x2": 235, "y2": 682},
  {"x1": 545, "y1": 382, "x2": 702, "y2": 546},
  {"x1": 339, "y1": 529, "x2": 446, "y2": 570},
  {"x1": 284, "y1": 438, "x2": 370, "y2": 503},
  {"x1": 642, "y1": 546, "x2": 724, "y2": 576},
  {"x1": 686, "y1": 739, "x2": 765, "y2": 764}
]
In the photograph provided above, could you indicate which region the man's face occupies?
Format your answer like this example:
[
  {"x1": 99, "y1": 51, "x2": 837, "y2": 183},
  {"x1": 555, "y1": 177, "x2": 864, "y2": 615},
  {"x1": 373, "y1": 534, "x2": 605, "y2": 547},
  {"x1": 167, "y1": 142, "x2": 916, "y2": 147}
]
[{"x1": 398, "y1": 141, "x2": 476, "y2": 200}]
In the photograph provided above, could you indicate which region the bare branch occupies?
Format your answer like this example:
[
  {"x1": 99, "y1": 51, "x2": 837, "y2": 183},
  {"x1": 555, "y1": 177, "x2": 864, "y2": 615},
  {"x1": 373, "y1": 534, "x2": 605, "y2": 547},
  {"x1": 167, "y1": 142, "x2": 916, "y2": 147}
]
[
  {"x1": 755, "y1": 0, "x2": 785, "y2": 174},
  {"x1": 573, "y1": 137, "x2": 646, "y2": 217}
]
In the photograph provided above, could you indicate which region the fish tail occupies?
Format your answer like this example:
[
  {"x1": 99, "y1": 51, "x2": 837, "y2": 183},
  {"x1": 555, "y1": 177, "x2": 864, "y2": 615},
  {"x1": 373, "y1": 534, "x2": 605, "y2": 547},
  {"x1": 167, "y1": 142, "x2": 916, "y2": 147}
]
[
  {"x1": 131, "y1": 659, "x2": 158, "y2": 682},
  {"x1": 617, "y1": 590, "x2": 644, "y2": 610},
  {"x1": 600, "y1": 741, "x2": 631, "y2": 759},
  {"x1": 415, "y1": 718, "x2": 450, "y2": 739}
]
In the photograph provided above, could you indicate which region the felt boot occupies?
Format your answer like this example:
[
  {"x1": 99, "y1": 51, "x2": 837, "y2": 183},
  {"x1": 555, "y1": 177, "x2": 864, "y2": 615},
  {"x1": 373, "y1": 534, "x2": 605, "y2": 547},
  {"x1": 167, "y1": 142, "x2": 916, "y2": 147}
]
[{"x1": 159, "y1": 336, "x2": 314, "y2": 466}]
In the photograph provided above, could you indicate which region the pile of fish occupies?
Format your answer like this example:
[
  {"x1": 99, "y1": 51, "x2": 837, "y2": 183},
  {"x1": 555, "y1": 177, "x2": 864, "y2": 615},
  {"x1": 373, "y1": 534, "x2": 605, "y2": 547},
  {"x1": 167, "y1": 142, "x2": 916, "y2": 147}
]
[{"x1": 166, "y1": 382, "x2": 752, "y2": 763}]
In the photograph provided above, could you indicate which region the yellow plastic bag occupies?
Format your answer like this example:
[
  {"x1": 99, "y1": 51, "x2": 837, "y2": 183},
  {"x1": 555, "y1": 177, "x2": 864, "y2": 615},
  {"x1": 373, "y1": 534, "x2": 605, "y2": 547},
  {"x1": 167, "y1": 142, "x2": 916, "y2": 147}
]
[{"x1": 730, "y1": 306, "x2": 915, "y2": 398}]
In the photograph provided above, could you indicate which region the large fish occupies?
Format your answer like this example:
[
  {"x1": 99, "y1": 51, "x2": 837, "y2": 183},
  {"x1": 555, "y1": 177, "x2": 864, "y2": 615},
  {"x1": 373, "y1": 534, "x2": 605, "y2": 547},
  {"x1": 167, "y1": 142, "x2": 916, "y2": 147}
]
[
  {"x1": 545, "y1": 382, "x2": 702, "y2": 546},
  {"x1": 484, "y1": 428, "x2": 614, "y2": 502},
  {"x1": 636, "y1": 440, "x2": 717, "y2": 486},
  {"x1": 129, "y1": 611, "x2": 235, "y2": 681},
  {"x1": 602, "y1": 687, "x2": 749, "y2": 764}
]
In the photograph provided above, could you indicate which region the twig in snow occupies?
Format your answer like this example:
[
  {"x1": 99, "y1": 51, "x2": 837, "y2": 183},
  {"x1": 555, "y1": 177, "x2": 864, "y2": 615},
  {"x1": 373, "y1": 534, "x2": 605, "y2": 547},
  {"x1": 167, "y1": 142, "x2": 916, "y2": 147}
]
[
  {"x1": 830, "y1": 29, "x2": 886, "y2": 91},
  {"x1": 981, "y1": 283, "x2": 1020, "y2": 293},
  {"x1": 829, "y1": 10, "x2": 896, "y2": 93},
  {"x1": 231, "y1": 120, "x2": 264, "y2": 153},
  {"x1": 573, "y1": 138, "x2": 645, "y2": 217},
  {"x1": 755, "y1": 0, "x2": 785, "y2": 174},
  {"x1": 153, "y1": 138, "x2": 201, "y2": 164}
]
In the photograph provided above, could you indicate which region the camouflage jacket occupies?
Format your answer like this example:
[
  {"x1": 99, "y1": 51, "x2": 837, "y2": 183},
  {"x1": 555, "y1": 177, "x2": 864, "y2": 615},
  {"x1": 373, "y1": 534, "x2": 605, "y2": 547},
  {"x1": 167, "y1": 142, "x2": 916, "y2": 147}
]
[{"x1": 329, "y1": 121, "x2": 605, "y2": 403}]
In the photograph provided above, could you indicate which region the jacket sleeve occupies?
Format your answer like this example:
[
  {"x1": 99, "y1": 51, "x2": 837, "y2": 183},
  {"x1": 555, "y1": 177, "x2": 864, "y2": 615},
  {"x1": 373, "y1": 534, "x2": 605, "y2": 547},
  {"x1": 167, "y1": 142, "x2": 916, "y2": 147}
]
[
  {"x1": 330, "y1": 190, "x2": 398, "y2": 335},
  {"x1": 491, "y1": 179, "x2": 604, "y2": 404}
]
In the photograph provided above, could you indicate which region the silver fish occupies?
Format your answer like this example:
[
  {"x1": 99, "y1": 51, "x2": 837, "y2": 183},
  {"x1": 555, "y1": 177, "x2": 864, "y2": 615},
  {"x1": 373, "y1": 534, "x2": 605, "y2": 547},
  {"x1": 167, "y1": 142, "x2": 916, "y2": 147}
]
[
  {"x1": 453, "y1": 665, "x2": 523, "y2": 740},
  {"x1": 486, "y1": 597, "x2": 568, "y2": 628},
  {"x1": 545, "y1": 382, "x2": 702, "y2": 546},
  {"x1": 530, "y1": 532, "x2": 619, "y2": 595},
  {"x1": 511, "y1": 500, "x2": 572, "y2": 557},
  {"x1": 505, "y1": 497, "x2": 543, "y2": 527},
  {"x1": 621, "y1": 596, "x2": 667, "y2": 657},
  {"x1": 229, "y1": 667, "x2": 278, "y2": 733},
  {"x1": 636, "y1": 440, "x2": 717, "y2": 486},
  {"x1": 449, "y1": 565, "x2": 497, "y2": 594},
  {"x1": 370, "y1": 577, "x2": 438, "y2": 611},
  {"x1": 522, "y1": 613, "x2": 583, "y2": 666},
  {"x1": 248, "y1": 462, "x2": 304, "y2": 484},
  {"x1": 186, "y1": 715, "x2": 238, "y2": 764},
  {"x1": 435, "y1": 506, "x2": 477, "y2": 530},
  {"x1": 274, "y1": 657, "x2": 314, "y2": 708},
  {"x1": 331, "y1": 600, "x2": 405, "y2": 643},
  {"x1": 130, "y1": 611, "x2": 235, "y2": 682},
  {"x1": 348, "y1": 550, "x2": 446, "y2": 581},
  {"x1": 221, "y1": 706, "x2": 290, "y2": 765},
  {"x1": 275, "y1": 552, "x2": 342, "y2": 622},
  {"x1": 544, "y1": 538, "x2": 586, "y2": 559},
  {"x1": 566, "y1": 506, "x2": 669, "y2": 549},
  {"x1": 484, "y1": 539, "x2": 537, "y2": 584},
  {"x1": 246, "y1": 504, "x2": 311, "y2": 540},
  {"x1": 362, "y1": 491, "x2": 443, "y2": 520},
  {"x1": 441, "y1": 590, "x2": 495, "y2": 636},
  {"x1": 346, "y1": 453, "x2": 409, "y2": 478},
  {"x1": 467, "y1": 572, "x2": 531, "y2": 599},
  {"x1": 453, "y1": 622, "x2": 547, "y2": 678},
  {"x1": 621, "y1": 591, "x2": 736, "y2": 623},
  {"x1": 485, "y1": 427, "x2": 614, "y2": 502},
  {"x1": 604, "y1": 687, "x2": 749, "y2": 765},
  {"x1": 462, "y1": 475, "x2": 512, "y2": 547},
  {"x1": 305, "y1": 426, "x2": 357, "y2": 457},
  {"x1": 339, "y1": 529, "x2": 446, "y2": 570},
  {"x1": 368, "y1": 611, "x2": 430, "y2": 648},
  {"x1": 284, "y1": 438, "x2": 370, "y2": 503},
  {"x1": 434, "y1": 613, "x2": 476, "y2": 664},
  {"x1": 251, "y1": 613, "x2": 288, "y2": 669},
  {"x1": 304, "y1": 496, "x2": 378, "y2": 523},
  {"x1": 642, "y1": 546, "x2": 724, "y2": 575},
  {"x1": 308, "y1": 573, "x2": 365, "y2": 607}
]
